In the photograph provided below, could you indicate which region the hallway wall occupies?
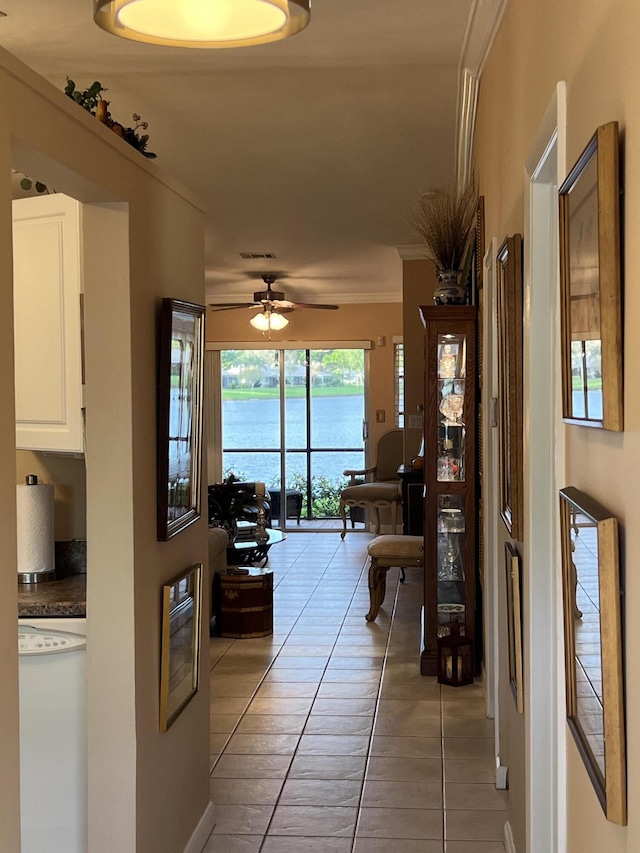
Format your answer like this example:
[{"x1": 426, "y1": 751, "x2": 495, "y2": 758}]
[
  {"x1": 475, "y1": 0, "x2": 640, "y2": 849},
  {"x1": 0, "y1": 47, "x2": 209, "y2": 852}
]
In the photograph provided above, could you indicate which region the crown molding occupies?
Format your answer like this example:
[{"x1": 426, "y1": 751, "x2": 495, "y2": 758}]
[
  {"x1": 460, "y1": 0, "x2": 508, "y2": 77},
  {"x1": 455, "y1": 0, "x2": 507, "y2": 187},
  {"x1": 395, "y1": 244, "x2": 431, "y2": 261}
]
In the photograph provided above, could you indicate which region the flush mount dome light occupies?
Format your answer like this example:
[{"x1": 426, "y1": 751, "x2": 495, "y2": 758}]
[{"x1": 94, "y1": 0, "x2": 310, "y2": 48}]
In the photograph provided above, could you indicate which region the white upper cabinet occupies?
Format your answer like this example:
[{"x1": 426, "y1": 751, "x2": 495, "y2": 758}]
[{"x1": 13, "y1": 194, "x2": 84, "y2": 453}]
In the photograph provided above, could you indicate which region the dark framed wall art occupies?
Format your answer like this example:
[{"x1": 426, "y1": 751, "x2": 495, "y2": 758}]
[{"x1": 157, "y1": 298, "x2": 206, "y2": 540}]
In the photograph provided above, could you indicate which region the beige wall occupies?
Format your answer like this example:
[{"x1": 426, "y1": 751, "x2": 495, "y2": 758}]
[
  {"x1": 2, "y1": 48, "x2": 209, "y2": 853},
  {"x1": 476, "y1": 0, "x2": 640, "y2": 849},
  {"x1": 207, "y1": 301, "x2": 403, "y2": 456}
]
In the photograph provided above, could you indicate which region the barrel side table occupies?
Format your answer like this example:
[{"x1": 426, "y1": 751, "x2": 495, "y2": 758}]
[{"x1": 213, "y1": 567, "x2": 273, "y2": 638}]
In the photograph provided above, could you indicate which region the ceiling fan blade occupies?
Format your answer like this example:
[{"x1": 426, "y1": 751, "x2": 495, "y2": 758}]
[
  {"x1": 287, "y1": 301, "x2": 339, "y2": 310},
  {"x1": 208, "y1": 302, "x2": 259, "y2": 310}
]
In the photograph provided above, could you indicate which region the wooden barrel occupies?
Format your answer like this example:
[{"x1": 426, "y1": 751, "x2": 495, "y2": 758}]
[{"x1": 213, "y1": 568, "x2": 273, "y2": 638}]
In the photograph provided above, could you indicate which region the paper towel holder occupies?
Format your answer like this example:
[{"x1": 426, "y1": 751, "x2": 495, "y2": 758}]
[{"x1": 17, "y1": 474, "x2": 56, "y2": 584}]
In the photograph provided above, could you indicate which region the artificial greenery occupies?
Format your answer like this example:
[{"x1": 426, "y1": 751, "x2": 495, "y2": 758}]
[
  {"x1": 64, "y1": 78, "x2": 156, "y2": 159},
  {"x1": 19, "y1": 177, "x2": 49, "y2": 194},
  {"x1": 64, "y1": 78, "x2": 106, "y2": 114}
]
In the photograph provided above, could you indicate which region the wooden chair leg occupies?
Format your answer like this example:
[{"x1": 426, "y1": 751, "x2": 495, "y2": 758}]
[
  {"x1": 366, "y1": 556, "x2": 387, "y2": 622},
  {"x1": 391, "y1": 500, "x2": 399, "y2": 534},
  {"x1": 340, "y1": 500, "x2": 348, "y2": 540}
]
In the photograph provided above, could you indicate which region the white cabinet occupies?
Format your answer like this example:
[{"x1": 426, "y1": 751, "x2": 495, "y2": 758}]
[{"x1": 13, "y1": 194, "x2": 84, "y2": 454}]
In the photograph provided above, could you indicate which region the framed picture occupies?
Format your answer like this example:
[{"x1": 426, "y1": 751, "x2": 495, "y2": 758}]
[
  {"x1": 559, "y1": 122, "x2": 622, "y2": 431},
  {"x1": 160, "y1": 563, "x2": 203, "y2": 732},
  {"x1": 505, "y1": 541, "x2": 523, "y2": 713},
  {"x1": 497, "y1": 235, "x2": 524, "y2": 540},
  {"x1": 559, "y1": 487, "x2": 626, "y2": 824},
  {"x1": 157, "y1": 298, "x2": 205, "y2": 540}
]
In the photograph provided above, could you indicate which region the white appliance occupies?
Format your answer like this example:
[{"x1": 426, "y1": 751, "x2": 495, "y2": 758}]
[{"x1": 18, "y1": 619, "x2": 87, "y2": 853}]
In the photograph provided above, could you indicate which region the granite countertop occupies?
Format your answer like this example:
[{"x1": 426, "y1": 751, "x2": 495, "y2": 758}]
[{"x1": 18, "y1": 574, "x2": 86, "y2": 617}]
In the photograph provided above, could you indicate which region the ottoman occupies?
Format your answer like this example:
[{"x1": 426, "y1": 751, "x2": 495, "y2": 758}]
[{"x1": 365, "y1": 534, "x2": 424, "y2": 622}]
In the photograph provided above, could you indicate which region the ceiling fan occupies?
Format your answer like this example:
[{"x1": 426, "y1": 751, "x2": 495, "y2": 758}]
[{"x1": 209, "y1": 274, "x2": 339, "y2": 331}]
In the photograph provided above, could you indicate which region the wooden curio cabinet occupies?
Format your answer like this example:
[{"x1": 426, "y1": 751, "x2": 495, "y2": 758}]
[{"x1": 419, "y1": 306, "x2": 477, "y2": 676}]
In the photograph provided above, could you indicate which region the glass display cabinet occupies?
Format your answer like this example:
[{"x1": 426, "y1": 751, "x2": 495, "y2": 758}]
[{"x1": 419, "y1": 306, "x2": 477, "y2": 676}]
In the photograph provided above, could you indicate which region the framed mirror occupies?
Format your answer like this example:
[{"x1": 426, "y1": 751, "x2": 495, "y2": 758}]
[
  {"x1": 160, "y1": 563, "x2": 203, "y2": 732},
  {"x1": 559, "y1": 122, "x2": 622, "y2": 431},
  {"x1": 157, "y1": 298, "x2": 205, "y2": 540},
  {"x1": 505, "y1": 541, "x2": 523, "y2": 713},
  {"x1": 559, "y1": 487, "x2": 626, "y2": 824},
  {"x1": 497, "y1": 234, "x2": 524, "y2": 540}
]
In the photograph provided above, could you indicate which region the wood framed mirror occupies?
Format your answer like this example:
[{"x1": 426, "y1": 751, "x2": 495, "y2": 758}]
[
  {"x1": 559, "y1": 487, "x2": 626, "y2": 824},
  {"x1": 559, "y1": 122, "x2": 622, "y2": 431},
  {"x1": 497, "y1": 234, "x2": 524, "y2": 540}
]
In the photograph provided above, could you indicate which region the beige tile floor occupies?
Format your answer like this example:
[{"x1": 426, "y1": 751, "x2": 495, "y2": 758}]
[{"x1": 205, "y1": 532, "x2": 506, "y2": 853}]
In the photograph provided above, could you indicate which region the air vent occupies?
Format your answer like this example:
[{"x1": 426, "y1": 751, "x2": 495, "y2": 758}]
[{"x1": 239, "y1": 252, "x2": 277, "y2": 259}]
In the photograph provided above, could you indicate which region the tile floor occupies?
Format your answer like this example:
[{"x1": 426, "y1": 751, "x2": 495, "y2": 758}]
[{"x1": 205, "y1": 532, "x2": 506, "y2": 853}]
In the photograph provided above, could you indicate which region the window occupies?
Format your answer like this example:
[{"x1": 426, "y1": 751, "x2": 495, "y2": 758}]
[{"x1": 394, "y1": 339, "x2": 404, "y2": 427}]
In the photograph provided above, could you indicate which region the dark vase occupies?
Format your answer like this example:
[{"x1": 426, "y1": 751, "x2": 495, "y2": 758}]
[{"x1": 433, "y1": 269, "x2": 468, "y2": 306}]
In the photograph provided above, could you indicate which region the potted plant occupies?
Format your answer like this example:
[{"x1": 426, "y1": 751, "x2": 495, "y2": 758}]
[{"x1": 411, "y1": 177, "x2": 478, "y2": 305}]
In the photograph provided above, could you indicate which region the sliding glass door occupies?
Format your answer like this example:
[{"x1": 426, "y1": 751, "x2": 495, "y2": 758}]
[{"x1": 221, "y1": 347, "x2": 366, "y2": 530}]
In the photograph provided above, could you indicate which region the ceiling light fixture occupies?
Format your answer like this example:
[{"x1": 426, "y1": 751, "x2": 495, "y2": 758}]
[
  {"x1": 250, "y1": 308, "x2": 289, "y2": 332},
  {"x1": 94, "y1": 0, "x2": 310, "y2": 49}
]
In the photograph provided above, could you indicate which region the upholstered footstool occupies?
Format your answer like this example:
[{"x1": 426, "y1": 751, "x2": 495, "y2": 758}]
[{"x1": 365, "y1": 534, "x2": 424, "y2": 622}]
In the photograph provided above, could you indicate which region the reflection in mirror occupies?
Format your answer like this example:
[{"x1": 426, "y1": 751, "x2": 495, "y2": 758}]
[
  {"x1": 570, "y1": 511, "x2": 605, "y2": 778},
  {"x1": 565, "y1": 151, "x2": 602, "y2": 422},
  {"x1": 559, "y1": 487, "x2": 626, "y2": 825}
]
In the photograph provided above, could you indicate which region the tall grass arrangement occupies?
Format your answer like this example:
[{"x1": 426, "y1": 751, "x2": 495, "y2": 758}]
[{"x1": 411, "y1": 178, "x2": 478, "y2": 271}]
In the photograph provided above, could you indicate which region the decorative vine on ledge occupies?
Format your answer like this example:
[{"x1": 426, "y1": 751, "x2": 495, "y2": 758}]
[{"x1": 64, "y1": 77, "x2": 157, "y2": 159}]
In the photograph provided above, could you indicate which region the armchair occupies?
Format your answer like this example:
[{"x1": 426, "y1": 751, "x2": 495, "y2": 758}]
[{"x1": 339, "y1": 428, "x2": 404, "y2": 539}]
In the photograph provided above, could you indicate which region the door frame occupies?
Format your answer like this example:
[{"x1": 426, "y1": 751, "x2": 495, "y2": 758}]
[{"x1": 522, "y1": 80, "x2": 567, "y2": 853}]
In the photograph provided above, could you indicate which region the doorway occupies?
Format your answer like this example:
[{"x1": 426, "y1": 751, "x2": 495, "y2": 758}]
[{"x1": 220, "y1": 346, "x2": 367, "y2": 530}]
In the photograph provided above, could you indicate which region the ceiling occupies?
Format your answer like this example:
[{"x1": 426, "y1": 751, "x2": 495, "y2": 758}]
[{"x1": 0, "y1": 0, "x2": 475, "y2": 305}]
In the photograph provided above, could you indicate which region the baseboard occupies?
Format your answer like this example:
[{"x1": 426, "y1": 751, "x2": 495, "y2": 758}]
[
  {"x1": 504, "y1": 819, "x2": 516, "y2": 853},
  {"x1": 183, "y1": 801, "x2": 216, "y2": 853}
]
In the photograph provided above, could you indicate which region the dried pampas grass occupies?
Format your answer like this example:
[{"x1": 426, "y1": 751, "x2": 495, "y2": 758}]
[{"x1": 411, "y1": 178, "x2": 478, "y2": 271}]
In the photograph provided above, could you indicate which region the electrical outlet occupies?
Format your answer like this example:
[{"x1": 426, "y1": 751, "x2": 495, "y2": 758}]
[{"x1": 376, "y1": 409, "x2": 385, "y2": 423}]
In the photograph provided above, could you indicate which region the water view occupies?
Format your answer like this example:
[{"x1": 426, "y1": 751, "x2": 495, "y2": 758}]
[{"x1": 220, "y1": 348, "x2": 366, "y2": 520}]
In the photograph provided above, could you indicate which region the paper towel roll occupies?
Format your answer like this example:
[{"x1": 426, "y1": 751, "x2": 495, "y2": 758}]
[{"x1": 17, "y1": 482, "x2": 55, "y2": 575}]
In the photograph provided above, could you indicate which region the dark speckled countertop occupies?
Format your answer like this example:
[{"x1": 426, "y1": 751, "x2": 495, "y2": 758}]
[{"x1": 18, "y1": 574, "x2": 86, "y2": 617}]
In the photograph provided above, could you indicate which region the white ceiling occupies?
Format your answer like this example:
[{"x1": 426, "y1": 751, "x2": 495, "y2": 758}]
[{"x1": 0, "y1": 0, "x2": 474, "y2": 305}]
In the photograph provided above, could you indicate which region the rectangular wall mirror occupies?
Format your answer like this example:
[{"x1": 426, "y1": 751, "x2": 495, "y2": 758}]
[
  {"x1": 497, "y1": 234, "x2": 524, "y2": 540},
  {"x1": 160, "y1": 563, "x2": 203, "y2": 732},
  {"x1": 559, "y1": 487, "x2": 626, "y2": 824},
  {"x1": 558, "y1": 122, "x2": 623, "y2": 431},
  {"x1": 505, "y1": 541, "x2": 523, "y2": 713}
]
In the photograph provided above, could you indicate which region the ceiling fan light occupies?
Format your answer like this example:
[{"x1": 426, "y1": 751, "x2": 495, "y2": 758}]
[
  {"x1": 94, "y1": 0, "x2": 310, "y2": 48},
  {"x1": 268, "y1": 311, "x2": 289, "y2": 330},
  {"x1": 250, "y1": 310, "x2": 289, "y2": 331}
]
